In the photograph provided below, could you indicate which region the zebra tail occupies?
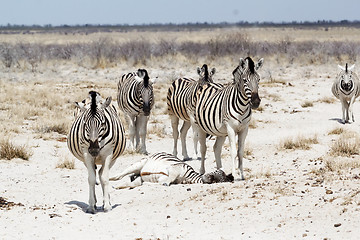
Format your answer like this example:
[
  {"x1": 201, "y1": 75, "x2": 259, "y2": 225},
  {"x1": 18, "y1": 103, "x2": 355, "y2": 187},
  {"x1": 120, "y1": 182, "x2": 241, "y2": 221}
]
[{"x1": 109, "y1": 158, "x2": 148, "y2": 181}]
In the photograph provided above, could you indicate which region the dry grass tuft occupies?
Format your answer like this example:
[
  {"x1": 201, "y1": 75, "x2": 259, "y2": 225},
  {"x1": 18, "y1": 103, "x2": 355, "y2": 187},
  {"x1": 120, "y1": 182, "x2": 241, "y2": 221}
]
[
  {"x1": 0, "y1": 139, "x2": 32, "y2": 160},
  {"x1": 279, "y1": 135, "x2": 319, "y2": 150},
  {"x1": 318, "y1": 96, "x2": 336, "y2": 104},
  {"x1": 301, "y1": 101, "x2": 314, "y2": 108},
  {"x1": 330, "y1": 132, "x2": 360, "y2": 157},
  {"x1": 328, "y1": 127, "x2": 345, "y2": 135},
  {"x1": 56, "y1": 158, "x2": 75, "y2": 169}
]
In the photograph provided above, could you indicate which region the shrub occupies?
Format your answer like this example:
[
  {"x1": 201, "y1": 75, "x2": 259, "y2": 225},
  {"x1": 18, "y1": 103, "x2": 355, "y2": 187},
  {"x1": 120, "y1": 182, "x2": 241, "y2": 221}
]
[{"x1": 0, "y1": 139, "x2": 32, "y2": 160}]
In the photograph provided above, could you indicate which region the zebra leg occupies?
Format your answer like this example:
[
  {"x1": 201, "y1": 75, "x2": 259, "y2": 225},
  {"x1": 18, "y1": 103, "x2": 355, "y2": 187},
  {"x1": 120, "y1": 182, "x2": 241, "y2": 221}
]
[
  {"x1": 135, "y1": 116, "x2": 140, "y2": 150},
  {"x1": 126, "y1": 115, "x2": 136, "y2": 151},
  {"x1": 98, "y1": 154, "x2": 113, "y2": 212},
  {"x1": 237, "y1": 126, "x2": 249, "y2": 181},
  {"x1": 349, "y1": 96, "x2": 356, "y2": 123},
  {"x1": 226, "y1": 124, "x2": 239, "y2": 179},
  {"x1": 213, "y1": 136, "x2": 226, "y2": 169},
  {"x1": 199, "y1": 130, "x2": 208, "y2": 174},
  {"x1": 341, "y1": 100, "x2": 349, "y2": 123},
  {"x1": 137, "y1": 115, "x2": 149, "y2": 154},
  {"x1": 191, "y1": 122, "x2": 200, "y2": 160},
  {"x1": 157, "y1": 170, "x2": 178, "y2": 186},
  {"x1": 115, "y1": 177, "x2": 143, "y2": 189},
  {"x1": 84, "y1": 155, "x2": 97, "y2": 214},
  {"x1": 180, "y1": 121, "x2": 191, "y2": 160},
  {"x1": 170, "y1": 116, "x2": 180, "y2": 157}
]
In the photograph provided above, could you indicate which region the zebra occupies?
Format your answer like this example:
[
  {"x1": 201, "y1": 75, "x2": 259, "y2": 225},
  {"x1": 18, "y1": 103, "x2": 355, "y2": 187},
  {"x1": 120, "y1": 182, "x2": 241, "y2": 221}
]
[
  {"x1": 332, "y1": 63, "x2": 360, "y2": 123},
  {"x1": 117, "y1": 69, "x2": 154, "y2": 154},
  {"x1": 67, "y1": 91, "x2": 126, "y2": 213},
  {"x1": 110, "y1": 152, "x2": 233, "y2": 189},
  {"x1": 167, "y1": 64, "x2": 217, "y2": 160},
  {"x1": 195, "y1": 57, "x2": 264, "y2": 180}
]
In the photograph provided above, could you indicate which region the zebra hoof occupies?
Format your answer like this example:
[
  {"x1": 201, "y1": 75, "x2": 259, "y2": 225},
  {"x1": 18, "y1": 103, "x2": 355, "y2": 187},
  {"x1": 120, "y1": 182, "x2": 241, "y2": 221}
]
[
  {"x1": 86, "y1": 206, "x2": 96, "y2": 214},
  {"x1": 103, "y1": 205, "x2": 112, "y2": 212}
]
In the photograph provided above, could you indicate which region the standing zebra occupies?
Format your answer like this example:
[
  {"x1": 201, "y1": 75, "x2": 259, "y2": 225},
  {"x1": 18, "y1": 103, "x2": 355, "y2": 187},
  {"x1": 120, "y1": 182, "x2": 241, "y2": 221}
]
[
  {"x1": 67, "y1": 91, "x2": 126, "y2": 213},
  {"x1": 332, "y1": 63, "x2": 360, "y2": 123},
  {"x1": 195, "y1": 57, "x2": 264, "y2": 180},
  {"x1": 117, "y1": 69, "x2": 154, "y2": 154},
  {"x1": 167, "y1": 64, "x2": 217, "y2": 160},
  {"x1": 110, "y1": 152, "x2": 233, "y2": 188}
]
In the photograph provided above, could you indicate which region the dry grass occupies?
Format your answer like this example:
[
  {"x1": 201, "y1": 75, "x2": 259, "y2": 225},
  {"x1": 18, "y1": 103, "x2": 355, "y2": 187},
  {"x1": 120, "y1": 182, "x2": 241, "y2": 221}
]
[
  {"x1": 330, "y1": 131, "x2": 360, "y2": 157},
  {"x1": 279, "y1": 135, "x2": 319, "y2": 150},
  {"x1": 328, "y1": 127, "x2": 345, "y2": 135},
  {"x1": 0, "y1": 139, "x2": 32, "y2": 160},
  {"x1": 56, "y1": 158, "x2": 75, "y2": 169},
  {"x1": 318, "y1": 96, "x2": 336, "y2": 104},
  {"x1": 301, "y1": 101, "x2": 314, "y2": 108}
]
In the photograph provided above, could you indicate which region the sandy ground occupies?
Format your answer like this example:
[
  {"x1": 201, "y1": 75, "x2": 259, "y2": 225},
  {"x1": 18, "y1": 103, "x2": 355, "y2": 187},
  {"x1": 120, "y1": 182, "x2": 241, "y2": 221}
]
[{"x1": 1, "y1": 61, "x2": 360, "y2": 239}]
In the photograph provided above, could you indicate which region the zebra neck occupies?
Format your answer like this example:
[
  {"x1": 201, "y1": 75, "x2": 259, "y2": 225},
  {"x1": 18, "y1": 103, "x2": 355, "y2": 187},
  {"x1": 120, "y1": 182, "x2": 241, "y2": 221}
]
[{"x1": 182, "y1": 165, "x2": 203, "y2": 184}]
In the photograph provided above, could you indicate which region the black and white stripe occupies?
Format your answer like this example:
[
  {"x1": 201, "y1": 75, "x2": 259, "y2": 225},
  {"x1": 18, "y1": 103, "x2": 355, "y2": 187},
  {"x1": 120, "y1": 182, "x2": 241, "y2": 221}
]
[
  {"x1": 67, "y1": 91, "x2": 126, "y2": 213},
  {"x1": 110, "y1": 152, "x2": 233, "y2": 188},
  {"x1": 195, "y1": 57, "x2": 264, "y2": 180},
  {"x1": 332, "y1": 63, "x2": 360, "y2": 123},
  {"x1": 117, "y1": 69, "x2": 154, "y2": 154},
  {"x1": 167, "y1": 64, "x2": 217, "y2": 160}
]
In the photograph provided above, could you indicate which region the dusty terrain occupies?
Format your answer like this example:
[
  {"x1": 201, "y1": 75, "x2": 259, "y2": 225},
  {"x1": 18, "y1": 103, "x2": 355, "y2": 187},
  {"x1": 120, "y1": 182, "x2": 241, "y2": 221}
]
[{"x1": 1, "y1": 28, "x2": 360, "y2": 239}]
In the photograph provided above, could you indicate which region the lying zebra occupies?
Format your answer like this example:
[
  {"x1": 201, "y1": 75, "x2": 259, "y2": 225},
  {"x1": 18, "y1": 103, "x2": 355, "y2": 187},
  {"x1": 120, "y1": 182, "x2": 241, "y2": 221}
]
[{"x1": 110, "y1": 152, "x2": 233, "y2": 189}]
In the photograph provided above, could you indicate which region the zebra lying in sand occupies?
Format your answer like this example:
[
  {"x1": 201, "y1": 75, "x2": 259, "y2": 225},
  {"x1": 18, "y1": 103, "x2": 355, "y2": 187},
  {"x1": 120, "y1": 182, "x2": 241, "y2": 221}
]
[{"x1": 110, "y1": 152, "x2": 233, "y2": 189}]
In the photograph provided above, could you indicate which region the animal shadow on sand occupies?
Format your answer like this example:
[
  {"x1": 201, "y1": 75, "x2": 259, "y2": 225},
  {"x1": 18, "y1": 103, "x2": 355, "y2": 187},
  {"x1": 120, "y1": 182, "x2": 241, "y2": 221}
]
[
  {"x1": 329, "y1": 118, "x2": 347, "y2": 124},
  {"x1": 65, "y1": 201, "x2": 121, "y2": 213}
]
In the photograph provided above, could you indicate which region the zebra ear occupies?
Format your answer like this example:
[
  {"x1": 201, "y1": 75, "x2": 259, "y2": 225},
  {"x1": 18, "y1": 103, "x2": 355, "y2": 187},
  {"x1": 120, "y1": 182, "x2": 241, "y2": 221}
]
[
  {"x1": 255, "y1": 58, "x2": 264, "y2": 70},
  {"x1": 74, "y1": 101, "x2": 86, "y2": 110},
  {"x1": 349, "y1": 64, "x2": 355, "y2": 71},
  {"x1": 239, "y1": 58, "x2": 246, "y2": 70},
  {"x1": 197, "y1": 67, "x2": 201, "y2": 76},
  {"x1": 210, "y1": 68, "x2": 216, "y2": 76},
  {"x1": 338, "y1": 65, "x2": 346, "y2": 71},
  {"x1": 102, "y1": 97, "x2": 112, "y2": 109},
  {"x1": 150, "y1": 76, "x2": 157, "y2": 84}
]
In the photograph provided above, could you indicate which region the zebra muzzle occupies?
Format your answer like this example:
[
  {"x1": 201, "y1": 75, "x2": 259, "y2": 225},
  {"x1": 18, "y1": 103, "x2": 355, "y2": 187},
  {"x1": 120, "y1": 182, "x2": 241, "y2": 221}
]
[
  {"x1": 250, "y1": 92, "x2": 261, "y2": 109},
  {"x1": 88, "y1": 140, "x2": 100, "y2": 157}
]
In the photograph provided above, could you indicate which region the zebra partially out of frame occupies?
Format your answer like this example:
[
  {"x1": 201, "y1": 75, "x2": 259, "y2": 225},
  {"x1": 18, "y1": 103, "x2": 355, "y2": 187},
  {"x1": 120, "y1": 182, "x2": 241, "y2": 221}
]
[
  {"x1": 110, "y1": 152, "x2": 233, "y2": 189},
  {"x1": 332, "y1": 63, "x2": 360, "y2": 123},
  {"x1": 167, "y1": 64, "x2": 217, "y2": 160},
  {"x1": 195, "y1": 57, "x2": 264, "y2": 180},
  {"x1": 67, "y1": 91, "x2": 126, "y2": 213},
  {"x1": 117, "y1": 69, "x2": 154, "y2": 154}
]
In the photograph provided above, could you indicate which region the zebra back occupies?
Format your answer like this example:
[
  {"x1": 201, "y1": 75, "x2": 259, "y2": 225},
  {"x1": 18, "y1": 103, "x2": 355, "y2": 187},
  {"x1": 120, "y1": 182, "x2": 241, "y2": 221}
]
[
  {"x1": 118, "y1": 69, "x2": 154, "y2": 116},
  {"x1": 167, "y1": 64, "x2": 216, "y2": 121},
  {"x1": 67, "y1": 91, "x2": 126, "y2": 163}
]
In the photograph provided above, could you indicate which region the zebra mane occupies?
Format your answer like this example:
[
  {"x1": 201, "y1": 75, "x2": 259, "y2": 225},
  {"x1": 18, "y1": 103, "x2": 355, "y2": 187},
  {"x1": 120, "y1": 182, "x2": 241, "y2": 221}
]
[
  {"x1": 245, "y1": 57, "x2": 255, "y2": 74},
  {"x1": 138, "y1": 69, "x2": 150, "y2": 88},
  {"x1": 89, "y1": 91, "x2": 97, "y2": 114},
  {"x1": 346, "y1": 63, "x2": 348, "y2": 73},
  {"x1": 202, "y1": 64, "x2": 209, "y2": 80}
]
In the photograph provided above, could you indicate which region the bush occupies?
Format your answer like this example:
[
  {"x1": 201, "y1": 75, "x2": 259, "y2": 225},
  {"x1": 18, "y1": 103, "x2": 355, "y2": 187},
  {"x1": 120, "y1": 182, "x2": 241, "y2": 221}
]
[{"x1": 0, "y1": 139, "x2": 32, "y2": 160}]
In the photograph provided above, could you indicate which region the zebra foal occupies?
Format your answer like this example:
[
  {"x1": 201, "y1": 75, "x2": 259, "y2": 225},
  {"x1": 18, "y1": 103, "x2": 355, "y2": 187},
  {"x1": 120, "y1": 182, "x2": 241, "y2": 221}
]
[
  {"x1": 110, "y1": 152, "x2": 233, "y2": 188},
  {"x1": 332, "y1": 63, "x2": 360, "y2": 123},
  {"x1": 195, "y1": 57, "x2": 264, "y2": 180},
  {"x1": 67, "y1": 91, "x2": 126, "y2": 213},
  {"x1": 167, "y1": 64, "x2": 216, "y2": 160},
  {"x1": 117, "y1": 69, "x2": 154, "y2": 154}
]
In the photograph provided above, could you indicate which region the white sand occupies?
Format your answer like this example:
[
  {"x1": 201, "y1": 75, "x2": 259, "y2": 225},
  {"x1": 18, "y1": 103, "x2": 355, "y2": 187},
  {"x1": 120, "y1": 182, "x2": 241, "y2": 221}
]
[{"x1": 1, "y1": 62, "x2": 360, "y2": 239}]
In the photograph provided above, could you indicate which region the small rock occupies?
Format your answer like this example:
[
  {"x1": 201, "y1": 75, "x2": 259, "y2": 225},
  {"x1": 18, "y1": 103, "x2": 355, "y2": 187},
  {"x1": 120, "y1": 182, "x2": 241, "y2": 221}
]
[
  {"x1": 326, "y1": 189, "x2": 333, "y2": 194},
  {"x1": 334, "y1": 223, "x2": 341, "y2": 227},
  {"x1": 187, "y1": 188, "x2": 191, "y2": 191}
]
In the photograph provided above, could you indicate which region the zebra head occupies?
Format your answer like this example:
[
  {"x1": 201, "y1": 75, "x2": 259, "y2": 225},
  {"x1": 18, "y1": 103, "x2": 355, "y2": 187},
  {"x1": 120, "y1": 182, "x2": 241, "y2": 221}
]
[
  {"x1": 135, "y1": 69, "x2": 154, "y2": 116},
  {"x1": 235, "y1": 57, "x2": 264, "y2": 109},
  {"x1": 197, "y1": 64, "x2": 216, "y2": 84},
  {"x1": 202, "y1": 169, "x2": 234, "y2": 184},
  {"x1": 77, "y1": 91, "x2": 112, "y2": 157},
  {"x1": 338, "y1": 63, "x2": 355, "y2": 92}
]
